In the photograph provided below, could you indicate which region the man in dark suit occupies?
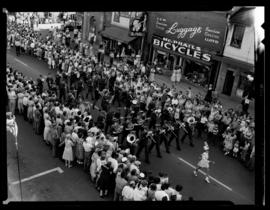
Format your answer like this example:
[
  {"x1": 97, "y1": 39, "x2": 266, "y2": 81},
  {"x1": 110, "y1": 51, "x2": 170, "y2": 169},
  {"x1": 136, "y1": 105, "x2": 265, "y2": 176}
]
[
  {"x1": 180, "y1": 121, "x2": 195, "y2": 147},
  {"x1": 168, "y1": 120, "x2": 181, "y2": 151},
  {"x1": 148, "y1": 126, "x2": 162, "y2": 158},
  {"x1": 135, "y1": 127, "x2": 150, "y2": 164}
]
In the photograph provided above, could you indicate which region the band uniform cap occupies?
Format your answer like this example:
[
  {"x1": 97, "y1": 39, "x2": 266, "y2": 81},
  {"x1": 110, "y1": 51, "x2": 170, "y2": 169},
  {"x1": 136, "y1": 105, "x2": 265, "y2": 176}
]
[
  {"x1": 139, "y1": 173, "x2": 145, "y2": 178},
  {"x1": 135, "y1": 160, "x2": 141, "y2": 166}
]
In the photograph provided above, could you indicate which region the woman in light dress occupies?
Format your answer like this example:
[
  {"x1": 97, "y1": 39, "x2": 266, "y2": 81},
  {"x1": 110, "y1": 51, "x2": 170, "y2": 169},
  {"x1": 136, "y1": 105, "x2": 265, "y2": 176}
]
[
  {"x1": 43, "y1": 115, "x2": 52, "y2": 145},
  {"x1": 222, "y1": 131, "x2": 236, "y2": 155},
  {"x1": 193, "y1": 142, "x2": 214, "y2": 183},
  {"x1": 176, "y1": 66, "x2": 182, "y2": 84},
  {"x1": 149, "y1": 67, "x2": 155, "y2": 82},
  {"x1": 171, "y1": 68, "x2": 177, "y2": 85},
  {"x1": 61, "y1": 134, "x2": 75, "y2": 168},
  {"x1": 90, "y1": 149, "x2": 101, "y2": 182},
  {"x1": 17, "y1": 90, "x2": 24, "y2": 114},
  {"x1": 27, "y1": 97, "x2": 34, "y2": 123},
  {"x1": 75, "y1": 132, "x2": 84, "y2": 164}
]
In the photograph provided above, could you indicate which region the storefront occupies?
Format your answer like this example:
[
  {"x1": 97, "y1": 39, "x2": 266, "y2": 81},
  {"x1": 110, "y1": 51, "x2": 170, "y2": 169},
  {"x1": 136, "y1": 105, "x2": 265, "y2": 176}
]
[
  {"x1": 101, "y1": 26, "x2": 141, "y2": 64},
  {"x1": 215, "y1": 57, "x2": 254, "y2": 99},
  {"x1": 146, "y1": 12, "x2": 227, "y2": 88}
]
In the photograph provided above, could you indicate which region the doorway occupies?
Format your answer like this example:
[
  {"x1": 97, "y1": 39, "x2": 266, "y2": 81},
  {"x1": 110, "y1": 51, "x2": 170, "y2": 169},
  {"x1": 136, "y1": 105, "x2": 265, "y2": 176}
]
[{"x1": 222, "y1": 70, "x2": 235, "y2": 96}]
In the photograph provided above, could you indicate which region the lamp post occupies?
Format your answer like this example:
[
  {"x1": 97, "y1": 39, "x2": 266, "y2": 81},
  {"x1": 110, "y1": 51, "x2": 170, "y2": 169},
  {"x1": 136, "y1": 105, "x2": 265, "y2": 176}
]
[{"x1": 6, "y1": 112, "x2": 22, "y2": 201}]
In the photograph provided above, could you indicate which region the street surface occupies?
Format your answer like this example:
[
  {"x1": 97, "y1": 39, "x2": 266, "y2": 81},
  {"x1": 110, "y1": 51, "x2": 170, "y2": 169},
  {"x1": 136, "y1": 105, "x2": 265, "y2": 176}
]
[{"x1": 5, "y1": 48, "x2": 255, "y2": 203}]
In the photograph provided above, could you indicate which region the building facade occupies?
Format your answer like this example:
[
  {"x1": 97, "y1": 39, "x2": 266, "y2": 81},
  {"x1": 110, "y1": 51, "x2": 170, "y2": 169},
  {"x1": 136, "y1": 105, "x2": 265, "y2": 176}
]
[
  {"x1": 215, "y1": 8, "x2": 255, "y2": 99},
  {"x1": 144, "y1": 12, "x2": 228, "y2": 89},
  {"x1": 82, "y1": 12, "x2": 145, "y2": 64}
]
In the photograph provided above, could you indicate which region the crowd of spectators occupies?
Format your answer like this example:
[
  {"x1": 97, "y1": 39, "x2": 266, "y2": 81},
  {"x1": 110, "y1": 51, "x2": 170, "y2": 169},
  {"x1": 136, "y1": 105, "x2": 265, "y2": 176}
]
[{"x1": 6, "y1": 21, "x2": 255, "y2": 201}]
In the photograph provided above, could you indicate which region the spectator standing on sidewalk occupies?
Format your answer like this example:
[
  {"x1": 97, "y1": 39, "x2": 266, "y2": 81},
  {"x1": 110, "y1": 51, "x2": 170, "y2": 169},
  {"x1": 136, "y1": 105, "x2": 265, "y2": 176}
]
[
  {"x1": 204, "y1": 84, "x2": 213, "y2": 103},
  {"x1": 15, "y1": 38, "x2": 21, "y2": 56},
  {"x1": 110, "y1": 50, "x2": 115, "y2": 67}
]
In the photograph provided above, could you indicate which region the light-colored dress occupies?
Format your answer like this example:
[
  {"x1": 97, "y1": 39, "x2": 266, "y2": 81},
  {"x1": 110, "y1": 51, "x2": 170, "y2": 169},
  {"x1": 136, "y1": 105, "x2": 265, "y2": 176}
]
[
  {"x1": 197, "y1": 152, "x2": 209, "y2": 168},
  {"x1": 90, "y1": 152, "x2": 99, "y2": 179},
  {"x1": 43, "y1": 119, "x2": 52, "y2": 141},
  {"x1": 176, "y1": 68, "x2": 182, "y2": 82},
  {"x1": 75, "y1": 138, "x2": 84, "y2": 160},
  {"x1": 62, "y1": 139, "x2": 74, "y2": 161},
  {"x1": 171, "y1": 69, "x2": 177, "y2": 82},
  {"x1": 149, "y1": 68, "x2": 155, "y2": 82}
]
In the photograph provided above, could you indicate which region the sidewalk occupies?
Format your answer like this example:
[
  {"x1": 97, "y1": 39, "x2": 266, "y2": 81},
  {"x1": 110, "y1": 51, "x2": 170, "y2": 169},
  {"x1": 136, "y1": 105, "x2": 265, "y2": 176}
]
[
  {"x1": 154, "y1": 74, "x2": 254, "y2": 117},
  {"x1": 104, "y1": 55, "x2": 254, "y2": 117},
  {"x1": 72, "y1": 43, "x2": 254, "y2": 117}
]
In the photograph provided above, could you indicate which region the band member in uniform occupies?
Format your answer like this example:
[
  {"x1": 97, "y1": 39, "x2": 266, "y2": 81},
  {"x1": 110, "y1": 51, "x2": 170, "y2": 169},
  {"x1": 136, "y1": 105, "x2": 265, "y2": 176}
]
[
  {"x1": 159, "y1": 122, "x2": 171, "y2": 153},
  {"x1": 180, "y1": 117, "x2": 195, "y2": 147},
  {"x1": 133, "y1": 111, "x2": 145, "y2": 138},
  {"x1": 110, "y1": 118, "x2": 123, "y2": 146},
  {"x1": 148, "y1": 109, "x2": 158, "y2": 130},
  {"x1": 148, "y1": 125, "x2": 162, "y2": 158},
  {"x1": 121, "y1": 116, "x2": 134, "y2": 147},
  {"x1": 104, "y1": 110, "x2": 114, "y2": 135},
  {"x1": 126, "y1": 131, "x2": 139, "y2": 155},
  {"x1": 168, "y1": 119, "x2": 181, "y2": 151},
  {"x1": 112, "y1": 81, "x2": 121, "y2": 107},
  {"x1": 193, "y1": 142, "x2": 215, "y2": 183},
  {"x1": 135, "y1": 127, "x2": 150, "y2": 164}
]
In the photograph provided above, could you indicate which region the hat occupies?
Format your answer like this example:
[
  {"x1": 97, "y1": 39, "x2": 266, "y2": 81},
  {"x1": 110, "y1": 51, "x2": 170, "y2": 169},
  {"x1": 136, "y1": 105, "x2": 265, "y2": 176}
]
[
  {"x1": 203, "y1": 142, "x2": 209, "y2": 151},
  {"x1": 125, "y1": 148, "x2": 130, "y2": 154},
  {"x1": 122, "y1": 157, "x2": 128, "y2": 163},
  {"x1": 139, "y1": 173, "x2": 145, "y2": 178},
  {"x1": 134, "y1": 160, "x2": 141, "y2": 166}
]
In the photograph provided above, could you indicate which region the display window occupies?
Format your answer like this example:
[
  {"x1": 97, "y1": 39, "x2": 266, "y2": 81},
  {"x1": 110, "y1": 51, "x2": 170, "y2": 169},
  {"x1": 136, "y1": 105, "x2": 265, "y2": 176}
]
[{"x1": 183, "y1": 60, "x2": 210, "y2": 88}]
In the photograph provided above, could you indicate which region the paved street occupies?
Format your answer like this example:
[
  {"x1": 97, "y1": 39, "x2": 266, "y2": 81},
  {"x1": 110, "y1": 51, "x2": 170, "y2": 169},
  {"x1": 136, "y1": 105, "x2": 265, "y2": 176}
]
[{"x1": 6, "y1": 48, "x2": 254, "y2": 204}]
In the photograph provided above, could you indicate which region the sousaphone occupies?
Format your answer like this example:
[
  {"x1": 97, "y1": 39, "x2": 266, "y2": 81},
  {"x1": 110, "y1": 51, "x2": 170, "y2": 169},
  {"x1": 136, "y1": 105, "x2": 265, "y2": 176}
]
[{"x1": 127, "y1": 133, "x2": 138, "y2": 145}]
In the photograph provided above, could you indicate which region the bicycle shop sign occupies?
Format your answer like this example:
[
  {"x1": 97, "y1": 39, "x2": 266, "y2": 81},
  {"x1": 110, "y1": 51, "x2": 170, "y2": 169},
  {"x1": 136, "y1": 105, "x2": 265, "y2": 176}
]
[
  {"x1": 153, "y1": 36, "x2": 212, "y2": 62},
  {"x1": 153, "y1": 12, "x2": 227, "y2": 53}
]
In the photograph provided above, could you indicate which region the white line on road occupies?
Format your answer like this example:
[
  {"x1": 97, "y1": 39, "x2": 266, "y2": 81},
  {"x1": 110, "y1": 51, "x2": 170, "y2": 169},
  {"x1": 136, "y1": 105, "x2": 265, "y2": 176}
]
[
  {"x1": 14, "y1": 58, "x2": 29, "y2": 67},
  {"x1": 11, "y1": 167, "x2": 64, "y2": 185},
  {"x1": 177, "y1": 157, "x2": 233, "y2": 192}
]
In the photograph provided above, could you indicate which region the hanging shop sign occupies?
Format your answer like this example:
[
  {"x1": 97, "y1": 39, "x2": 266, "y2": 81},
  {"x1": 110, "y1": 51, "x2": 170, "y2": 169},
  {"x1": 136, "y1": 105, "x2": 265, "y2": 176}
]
[
  {"x1": 153, "y1": 36, "x2": 212, "y2": 62},
  {"x1": 152, "y1": 12, "x2": 227, "y2": 53},
  {"x1": 129, "y1": 12, "x2": 147, "y2": 36}
]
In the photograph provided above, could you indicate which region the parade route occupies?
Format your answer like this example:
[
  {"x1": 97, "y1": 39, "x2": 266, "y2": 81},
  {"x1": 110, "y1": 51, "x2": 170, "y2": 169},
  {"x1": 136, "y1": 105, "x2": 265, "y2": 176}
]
[{"x1": 6, "y1": 42, "x2": 255, "y2": 204}]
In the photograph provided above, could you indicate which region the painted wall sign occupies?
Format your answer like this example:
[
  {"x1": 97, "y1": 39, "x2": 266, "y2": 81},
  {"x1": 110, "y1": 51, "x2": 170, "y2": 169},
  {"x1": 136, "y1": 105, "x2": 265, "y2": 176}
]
[
  {"x1": 153, "y1": 36, "x2": 212, "y2": 62},
  {"x1": 129, "y1": 12, "x2": 147, "y2": 36},
  {"x1": 151, "y1": 12, "x2": 227, "y2": 53}
]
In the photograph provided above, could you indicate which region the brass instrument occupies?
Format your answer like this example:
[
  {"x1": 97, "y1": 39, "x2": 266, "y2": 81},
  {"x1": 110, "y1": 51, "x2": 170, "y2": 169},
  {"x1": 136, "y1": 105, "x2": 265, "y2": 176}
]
[
  {"x1": 176, "y1": 120, "x2": 188, "y2": 134},
  {"x1": 146, "y1": 131, "x2": 156, "y2": 144},
  {"x1": 127, "y1": 133, "x2": 139, "y2": 145}
]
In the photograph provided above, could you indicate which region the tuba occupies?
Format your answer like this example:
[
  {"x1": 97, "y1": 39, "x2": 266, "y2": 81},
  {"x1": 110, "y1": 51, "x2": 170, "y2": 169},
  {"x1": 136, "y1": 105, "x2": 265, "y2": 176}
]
[{"x1": 127, "y1": 133, "x2": 138, "y2": 145}]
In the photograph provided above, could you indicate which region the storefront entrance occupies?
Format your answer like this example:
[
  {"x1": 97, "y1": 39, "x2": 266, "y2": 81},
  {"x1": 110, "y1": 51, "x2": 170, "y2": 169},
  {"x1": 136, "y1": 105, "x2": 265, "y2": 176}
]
[
  {"x1": 222, "y1": 70, "x2": 235, "y2": 96},
  {"x1": 183, "y1": 59, "x2": 211, "y2": 88}
]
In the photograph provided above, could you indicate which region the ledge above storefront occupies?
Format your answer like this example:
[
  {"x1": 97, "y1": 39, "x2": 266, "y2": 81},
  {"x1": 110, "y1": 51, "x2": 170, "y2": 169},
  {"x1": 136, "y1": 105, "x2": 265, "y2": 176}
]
[{"x1": 101, "y1": 26, "x2": 137, "y2": 44}]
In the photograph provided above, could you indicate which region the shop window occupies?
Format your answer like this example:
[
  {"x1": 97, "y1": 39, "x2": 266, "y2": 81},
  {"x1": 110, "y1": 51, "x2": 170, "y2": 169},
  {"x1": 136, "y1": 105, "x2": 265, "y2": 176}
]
[
  {"x1": 154, "y1": 51, "x2": 167, "y2": 67},
  {"x1": 183, "y1": 61, "x2": 210, "y2": 88},
  {"x1": 230, "y1": 24, "x2": 245, "y2": 48}
]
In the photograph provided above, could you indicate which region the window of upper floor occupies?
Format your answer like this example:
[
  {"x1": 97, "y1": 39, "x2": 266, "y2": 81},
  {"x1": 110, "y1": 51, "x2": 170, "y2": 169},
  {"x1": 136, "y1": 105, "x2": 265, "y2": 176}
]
[{"x1": 230, "y1": 24, "x2": 245, "y2": 49}]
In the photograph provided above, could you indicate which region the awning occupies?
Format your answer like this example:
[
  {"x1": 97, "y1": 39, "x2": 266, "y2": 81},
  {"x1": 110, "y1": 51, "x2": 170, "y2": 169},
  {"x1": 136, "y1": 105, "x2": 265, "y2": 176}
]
[
  {"x1": 213, "y1": 55, "x2": 254, "y2": 72},
  {"x1": 101, "y1": 26, "x2": 137, "y2": 44}
]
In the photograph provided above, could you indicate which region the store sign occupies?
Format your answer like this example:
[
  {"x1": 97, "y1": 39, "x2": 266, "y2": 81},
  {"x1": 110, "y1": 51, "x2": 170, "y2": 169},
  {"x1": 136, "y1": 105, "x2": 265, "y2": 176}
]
[
  {"x1": 153, "y1": 12, "x2": 227, "y2": 53},
  {"x1": 129, "y1": 12, "x2": 147, "y2": 36},
  {"x1": 153, "y1": 36, "x2": 211, "y2": 62},
  {"x1": 111, "y1": 12, "x2": 130, "y2": 29}
]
